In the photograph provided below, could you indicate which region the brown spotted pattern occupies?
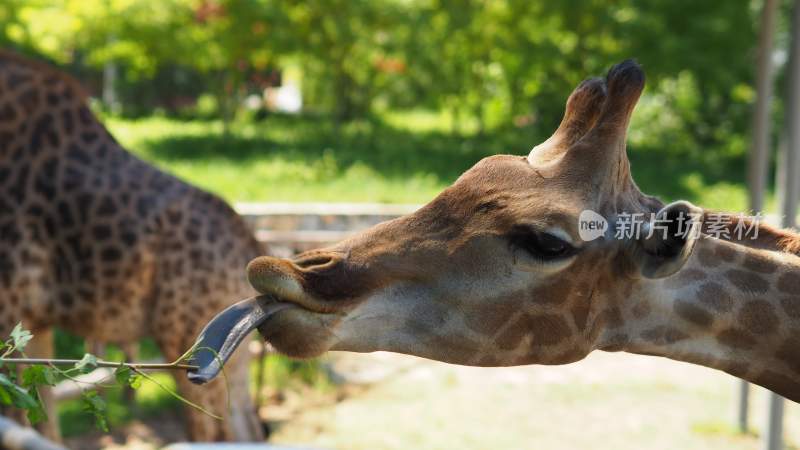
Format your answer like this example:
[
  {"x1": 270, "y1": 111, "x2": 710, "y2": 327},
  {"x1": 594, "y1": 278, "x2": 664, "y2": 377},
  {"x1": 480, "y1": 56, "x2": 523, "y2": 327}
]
[
  {"x1": 620, "y1": 236, "x2": 800, "y2": 402},
  {"x1": 0, "y1": 51, "x2": 264, "y2": 441}
]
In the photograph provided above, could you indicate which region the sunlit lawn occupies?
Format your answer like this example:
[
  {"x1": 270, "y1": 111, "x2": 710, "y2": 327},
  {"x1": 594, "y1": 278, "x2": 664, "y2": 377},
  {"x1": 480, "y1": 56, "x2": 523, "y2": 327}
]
[
  {"x1": 107, "y1": 113, "x2": 451, "y2": 204},
  {"x1": 105, "y1": 111, "x2": 762, "y2": 211}
]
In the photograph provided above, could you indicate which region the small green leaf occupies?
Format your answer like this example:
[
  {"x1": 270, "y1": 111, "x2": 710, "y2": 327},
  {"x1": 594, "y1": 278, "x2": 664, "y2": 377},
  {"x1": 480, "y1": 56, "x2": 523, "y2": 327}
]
[
  {"x1": 81, "y1": 390, "x2": 105, "y2": 411},
  {"x1": 22, "y1": 366, "x2": 56, "y2": 387},
  {"x1": 129, "y1": 374, "x2": 143, "y2": 389},
  {"x1": 43, "y1": 367, "x2": 56, "y2": 385},
  {"x1": 25, "y1": 390, "x2": 47, "y2": 424},
  {"x1": 9, "y1": 323, "x2": 32, "y2": 353},
  {"x1": 0, "y1": 385, "x2": 13, "y2": 406},
  {"x1": 0, "y1": 374, "x2": 38, "y2": 410},
  {"x1": 81, "y1": 390, "x2": 108, "y2": 432},
  {"x1": 114, "y1": 366, "x2": 143, "y2": 389},
  {"x1": 114, "y1": 366, "x2": 132, "y2": 385},
  {"x1": 75, "y1": 354, "x2": 98, "y2": 374},
  {"x1": 26, "y1": 403, "x2": 47, "y2": 424}
]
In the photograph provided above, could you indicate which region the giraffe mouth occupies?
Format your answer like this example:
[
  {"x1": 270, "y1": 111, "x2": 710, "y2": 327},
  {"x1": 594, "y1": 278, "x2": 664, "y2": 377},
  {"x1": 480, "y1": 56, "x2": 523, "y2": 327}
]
[{"x1": 186, "y1": 295, "x2": 298, "y2": 384}]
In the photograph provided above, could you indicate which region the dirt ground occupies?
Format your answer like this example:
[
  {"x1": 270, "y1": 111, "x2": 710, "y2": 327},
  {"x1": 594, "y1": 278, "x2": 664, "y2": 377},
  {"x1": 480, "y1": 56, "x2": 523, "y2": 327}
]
[
  {"x1": 68, "y1": 351, "x2": 800, "y2": 450},
  {"x1": 271, "y1": 351, "x2": 800, "y2": 450}
]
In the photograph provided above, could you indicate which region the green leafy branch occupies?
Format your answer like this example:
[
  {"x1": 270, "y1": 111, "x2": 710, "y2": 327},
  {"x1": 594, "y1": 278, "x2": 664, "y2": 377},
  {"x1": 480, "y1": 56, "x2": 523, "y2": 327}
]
[
  {"x1": 0, "y1": 323, "x2": 221, "y2": 431},
  {"x1": 0, "y1": 357, "x2": 197, "y2": 371}
]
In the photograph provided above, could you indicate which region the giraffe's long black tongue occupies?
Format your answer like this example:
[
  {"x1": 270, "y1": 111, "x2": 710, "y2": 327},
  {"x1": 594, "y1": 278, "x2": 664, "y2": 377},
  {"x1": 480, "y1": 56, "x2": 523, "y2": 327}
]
[{"x1": 187, "y1": 295, "x2": 291, "y2": 385}]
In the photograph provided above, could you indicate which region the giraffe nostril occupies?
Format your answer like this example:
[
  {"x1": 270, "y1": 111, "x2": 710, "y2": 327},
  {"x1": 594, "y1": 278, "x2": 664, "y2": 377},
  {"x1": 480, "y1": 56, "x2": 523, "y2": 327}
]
[{"x1": 293, "y1": 253, "x2": 338, "y2": 270}]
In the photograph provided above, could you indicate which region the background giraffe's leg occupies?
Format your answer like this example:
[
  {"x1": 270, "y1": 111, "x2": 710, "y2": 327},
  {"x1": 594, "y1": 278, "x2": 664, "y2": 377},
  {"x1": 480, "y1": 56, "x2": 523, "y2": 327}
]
[
  {"x1": 26, "y1": 328, "x2": 60, "y2": 442},
  {"x1": 159, "y1": 335, "x2": 263, "y2": 442},
  {"x1": 87, "y1": 340, "x2": 105, "y2": 357},
  {"x1": 222, "y1": 341, "x2": 264, "y2": 440},
  {"x1": 0, "y1": 243, "x2": 59, "y2": 440}
]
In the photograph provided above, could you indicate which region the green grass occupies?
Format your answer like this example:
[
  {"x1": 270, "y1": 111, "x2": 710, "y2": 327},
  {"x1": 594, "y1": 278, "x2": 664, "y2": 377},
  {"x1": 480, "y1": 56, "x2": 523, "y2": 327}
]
[
  {"x1": 105, "y1": 111, "x2": 764, "y2": 211},
  {"x1": 107, "y1": 114, "x2": 453, "y2": 204}
]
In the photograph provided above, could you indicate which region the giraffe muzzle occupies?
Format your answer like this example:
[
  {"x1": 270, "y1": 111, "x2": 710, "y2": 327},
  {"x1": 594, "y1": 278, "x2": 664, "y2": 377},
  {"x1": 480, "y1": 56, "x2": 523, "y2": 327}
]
[{"x1": 186, "y1": 295, "x2": 294, "y2": 384}]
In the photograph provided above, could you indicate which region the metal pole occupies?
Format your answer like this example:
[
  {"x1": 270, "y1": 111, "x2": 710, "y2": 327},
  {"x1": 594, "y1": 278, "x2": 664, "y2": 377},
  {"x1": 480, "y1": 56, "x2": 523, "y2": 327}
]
[
  {"x1": 785, "y1": 0, "x2": 800, "y2": 224},
  {"x1": 744, "y1": 0, "x2": 778, "y2": 435},
  {"x1": 737, "y1": 380, "x2": 750, "y2": 433},
  {"x1": 764, "y1": 395, "x2": 785, "y2": 450},
  {"x1": 764, "y1": 2, "x2": 800, "y2": 449},
  {"x1": 749, "y1": 0, "x2": 778, "y2": 212}
]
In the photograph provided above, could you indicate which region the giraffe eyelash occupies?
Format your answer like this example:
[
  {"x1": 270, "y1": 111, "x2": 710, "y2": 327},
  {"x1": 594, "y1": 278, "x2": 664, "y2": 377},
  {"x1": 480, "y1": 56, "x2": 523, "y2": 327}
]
[{"x1": 506, "y1": 226, "x2": 578, "y2": 261}]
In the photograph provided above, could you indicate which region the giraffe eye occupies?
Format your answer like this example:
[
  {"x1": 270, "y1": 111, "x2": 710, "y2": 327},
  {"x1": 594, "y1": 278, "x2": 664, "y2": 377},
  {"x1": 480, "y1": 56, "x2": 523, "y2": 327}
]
[{"x1": 508, "y1": 227, "x2": 575, "y2": 260}]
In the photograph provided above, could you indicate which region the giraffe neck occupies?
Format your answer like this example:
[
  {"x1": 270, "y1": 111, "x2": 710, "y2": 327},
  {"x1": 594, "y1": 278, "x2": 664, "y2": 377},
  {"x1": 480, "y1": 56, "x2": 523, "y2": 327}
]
[
  {"x1": 1, "y1": 51, "x2": 143, "y2": 173},
  {"x1": 607, "y1": 234, "x2": 800, "y2": 402},
  {"x1": 0, "y1": 51, "x2": 265, "y2": 332}
]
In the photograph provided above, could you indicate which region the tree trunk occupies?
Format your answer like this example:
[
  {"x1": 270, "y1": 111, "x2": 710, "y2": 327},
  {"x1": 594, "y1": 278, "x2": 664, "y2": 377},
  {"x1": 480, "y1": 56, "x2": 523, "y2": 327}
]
[
  {"x1": 102, "y1": 60, "x2": 118, "y2": 113},
  {"x1": 218, "y1": 70, "x2": 234, "y2": 139},
  {"x1": 451, "y1": 102, "x2": 462, "y2": 137}
]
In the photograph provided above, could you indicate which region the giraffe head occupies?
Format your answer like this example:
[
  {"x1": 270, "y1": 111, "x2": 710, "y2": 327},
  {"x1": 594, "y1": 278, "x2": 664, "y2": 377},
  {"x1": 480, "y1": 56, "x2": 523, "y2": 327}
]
[{"x1": 190, "y1": 61, "x2": 707, "y2": 382}]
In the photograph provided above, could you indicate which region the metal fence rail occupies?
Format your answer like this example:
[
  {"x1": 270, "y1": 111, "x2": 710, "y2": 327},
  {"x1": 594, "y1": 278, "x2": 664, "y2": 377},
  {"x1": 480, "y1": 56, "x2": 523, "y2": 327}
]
[
  {"x1": 0, "y1": 416, "x2": 65, "y2": 450},
  {"x1": 235, "y1": 202, "x2": 419, "y2": 257}
]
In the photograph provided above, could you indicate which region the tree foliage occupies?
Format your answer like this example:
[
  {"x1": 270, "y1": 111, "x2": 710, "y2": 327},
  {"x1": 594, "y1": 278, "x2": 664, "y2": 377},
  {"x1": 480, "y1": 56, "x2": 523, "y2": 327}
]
[{"x1": 0, "y1": 0, "x2": 785, "y2": 155}]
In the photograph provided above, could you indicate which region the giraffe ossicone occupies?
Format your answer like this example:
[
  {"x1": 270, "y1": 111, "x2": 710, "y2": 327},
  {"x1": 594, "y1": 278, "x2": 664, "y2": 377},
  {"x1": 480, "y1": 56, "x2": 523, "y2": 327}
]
[{"x1": 195, "y1": 60, "x2": 800, "y2": 404}]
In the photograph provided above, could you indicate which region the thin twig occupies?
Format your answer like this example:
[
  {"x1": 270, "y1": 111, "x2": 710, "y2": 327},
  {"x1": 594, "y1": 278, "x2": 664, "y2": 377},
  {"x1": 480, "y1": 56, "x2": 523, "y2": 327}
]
[
  {"x1": 0, "y1": 358, "x2": 198, "y2": 371},
  {"x1": 131, "y1": 367, "x2": 222, "y2": 420},
  {"x1": 47, "y1": 363, "x2": 118, "y2": 389}
]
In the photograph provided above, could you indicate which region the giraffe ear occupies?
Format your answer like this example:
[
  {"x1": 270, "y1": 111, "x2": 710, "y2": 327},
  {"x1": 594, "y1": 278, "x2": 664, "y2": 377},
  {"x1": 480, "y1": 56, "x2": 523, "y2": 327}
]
[{"x1": 636, "y1": 201, "x2": 703, "y2": 279}]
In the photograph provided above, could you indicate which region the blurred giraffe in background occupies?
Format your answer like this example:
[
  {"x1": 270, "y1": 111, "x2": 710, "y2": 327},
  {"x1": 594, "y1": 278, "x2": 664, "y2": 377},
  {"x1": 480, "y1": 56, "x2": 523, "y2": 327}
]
[{"x1": 0, "y1": 50, "x2": 265, "y2": 441}]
